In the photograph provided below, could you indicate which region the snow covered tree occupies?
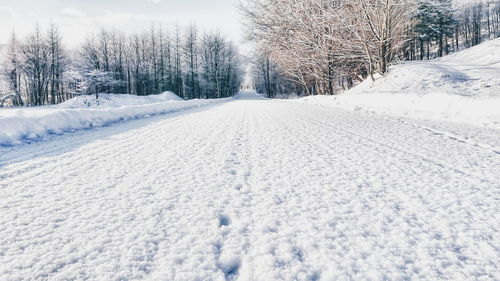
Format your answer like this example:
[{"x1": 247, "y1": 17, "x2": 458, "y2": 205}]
[
  {"x1": 240, "y1": 0, "x2": 500, "y2": 96},
  {"x1": 200, "y1": 31, "x2": 242, "y2": 99},
  {"x1": 80, "y1": 31, "x2": 121, "y2": 96},
  {"x1": 415, "y1": 0, "x2": 456, "y2": 58},
  {"x1": 173, "y1": 25, "x2": 184, "y2": 98},
  {"x1": 157, "y1": 27, "x2": 172, "y2": 93},
  {"x1": 183, "y1": 24, "x2": 200, "y2": 99},
  {"x1": 0, "y1": 23, "x2": 242, "y2": 106},
  {"x1": 21, "y1": 25, "x2": 51, "y2": 106},
  {"x1": 252, "y1": 49, "x2": 302, "y2": 98},
  {"x1": 47, "y1": 24, "x2": 67, "y2": 104},
  {"x1": 239, "y1": 0, "x2": 411, "y2": 94},
  {"x1": 1, "y1": 31, "x2": 24, "y2": 106}
]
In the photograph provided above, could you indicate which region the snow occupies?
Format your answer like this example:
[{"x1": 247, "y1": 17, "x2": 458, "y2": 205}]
[
  {"x1": 59, "y1": 92, "x2": 183, "y2": 108},
  {"x1": 0, "y1": 92, "x2": 223, "y2": 146},
  {"x1": 0, "y1": 40, "x2": 499, "y2": 280},
  {"x1": 0, "y1": 96, "x2": 499, "y2": 280},
  {"x1": 295, "y1": 38, "x2": 500, "y2": 129},
  {"x1": 232, "y1": 89, "x2": 266, "y2": 100}
]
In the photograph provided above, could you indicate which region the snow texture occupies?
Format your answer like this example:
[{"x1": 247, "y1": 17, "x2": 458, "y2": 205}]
[
  {"x1": 0, "y1": 92, "x2": 223, "y2": 146},
  {"x1": 296, "y1": 38, "x2": 500, "y2": 129},
  {"x1": 0, "y1": 90, "x2": 499, "y2": 280}
]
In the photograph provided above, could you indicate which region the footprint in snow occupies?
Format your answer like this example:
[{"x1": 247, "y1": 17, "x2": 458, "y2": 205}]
[{"x1": 218, "y1": 214, "x2": 231, "y2": 227}]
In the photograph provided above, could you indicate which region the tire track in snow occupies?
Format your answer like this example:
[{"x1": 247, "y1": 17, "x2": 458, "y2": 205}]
[
  {"x1": 230, "y1": 100, "x2": 499, "y2": 280},
  {"x1": 382, "y1": 115, "x2": 500, "y2": 155},
  {"x1": 285, "y1": 102, "x2": 500, "y2": 185}
]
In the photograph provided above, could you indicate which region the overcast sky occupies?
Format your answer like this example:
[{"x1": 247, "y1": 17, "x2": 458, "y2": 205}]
[{"x1": 0, "y1": 0, "x2": 245, "y2": 49}]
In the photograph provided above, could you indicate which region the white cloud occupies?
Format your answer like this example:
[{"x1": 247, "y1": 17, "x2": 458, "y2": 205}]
[
  {"x1": 0, "y1": 1, "x2": 245, "y2": 49},
  {"x1": 52, "y1": 9, "x2": 242, "y2": 46},
  {"x1": 0, "y1": 6, "x2": 16, "y2": 40},
  {"x1": 52, "y1": 11, "x2": 177, "y2": 47},
  {"x1": 0, "y1": 6, "x2": 14, "y2": 15},
  {"x1": 61, "y1": 7, "x2": 87, "y2": 18}
]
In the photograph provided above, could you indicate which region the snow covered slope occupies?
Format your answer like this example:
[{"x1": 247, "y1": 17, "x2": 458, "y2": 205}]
[
  {"x1": 0, "y1": 93, "x2": 224, "y2": 146},
  {"x1": 1, "y1": 99, "x2": 498, "y2": 280},
  {"x1": 297, "y1": 38, "x2": 500, "y2": 128}
]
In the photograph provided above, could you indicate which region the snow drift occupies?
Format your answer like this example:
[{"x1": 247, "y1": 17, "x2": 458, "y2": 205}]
[
  {"x1": 59, "y1": 92, "x2": 183, "y2": 108},
  {"x1": 296, "y1": 38, "x2": 500, "y2": 129},
  {"x1": 0, "y1": 92, "x2": 223, "y2": 146}
]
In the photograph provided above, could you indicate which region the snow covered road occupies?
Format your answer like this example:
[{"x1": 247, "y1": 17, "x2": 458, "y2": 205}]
[{"x1": 1, "y1": 96, "x2": 499, "y2": 280}]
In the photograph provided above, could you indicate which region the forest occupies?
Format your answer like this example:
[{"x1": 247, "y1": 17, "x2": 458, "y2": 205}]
[
  {"x1": 242, "y1": 0, "x2": 500, "y2": 97},
  {"x1": 0, "y1": 24, "x2": 243, "y2": 106}
]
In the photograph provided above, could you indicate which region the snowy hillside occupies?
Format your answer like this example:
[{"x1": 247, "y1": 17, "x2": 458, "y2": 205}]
[
  {"x1": 297, "y1": 38, "x2": 500, "y2": 128},
  {"x1": 0, "y1": 93, "x2": 224, "y2": 146}
]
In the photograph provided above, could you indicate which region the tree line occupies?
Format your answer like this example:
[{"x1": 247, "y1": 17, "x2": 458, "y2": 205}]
[
  {"x1": 240, "y1": 0, "x2": 500, "y2": 97},
  {"x1": 1, "y1": 24, "x2": 244, "y2": 106}
]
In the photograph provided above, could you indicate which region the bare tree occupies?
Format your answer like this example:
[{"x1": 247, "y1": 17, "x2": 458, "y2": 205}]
[
  {"x1": 47, "y1": 23, "x2": 66, "y2": 104},
  {"x1": 184, "y1": 24, "x2": 200, "y2": 99},
  {"x1": 21, "y1": 25, "x2": 51, "y2": 105},
  {"x1": 1, "y1": 23, "x2": 243, "y2": 106},
  {"x1": 1, "y1": 31, "x2": 24, "y2": 106},
  {"x1": 200, "y1": 31, "x2": 243, "y2": 99}
]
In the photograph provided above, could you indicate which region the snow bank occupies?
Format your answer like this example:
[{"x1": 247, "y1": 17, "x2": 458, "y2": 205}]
[
  {"x1": 0, "y1": 93, "x2": 223, "y2": 146},
  {"x1": 299, "y1": 93, "x2": 500, "y2": 128},
  {"x1": 296, "y1": 38, "x2": 500, "y2": 129},
  {"x1": 59, "y1": 92, "x2": 182, "y2": 108}
]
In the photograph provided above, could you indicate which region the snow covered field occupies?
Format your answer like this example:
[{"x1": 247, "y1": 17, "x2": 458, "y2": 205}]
[
  {"x1": 296, "y1": 38, "x2": 500, "y2": 129},
  {"x1": 1, "y1": 91, "x2": 499, "y2": 280},
  {"x1": 0, "y1": 92, "x2": 224, "y2": 146}
]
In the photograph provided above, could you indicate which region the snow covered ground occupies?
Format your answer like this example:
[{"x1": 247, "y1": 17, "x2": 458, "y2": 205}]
[
  {"x1": 0, "y1": 92, "x2": 224, "y2": 146},
  {"x1": 1, "y1": 91, "x2": 499, "y2": 280},
  {"x1": 296, "y1": 38, "x2": 500, "y2": 129}
]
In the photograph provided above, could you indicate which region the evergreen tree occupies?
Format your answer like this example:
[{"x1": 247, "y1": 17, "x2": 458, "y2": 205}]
[{"x1": 415, "y1": 0, "x2": 456, "y2": 58}]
